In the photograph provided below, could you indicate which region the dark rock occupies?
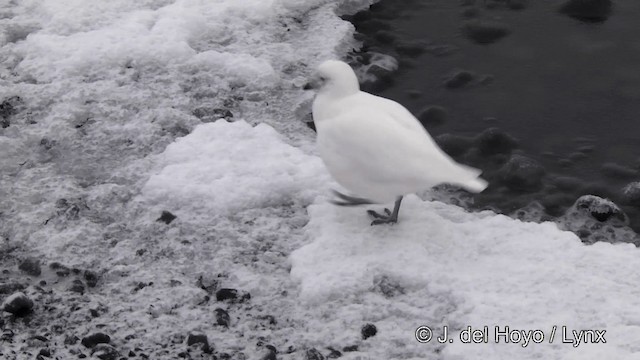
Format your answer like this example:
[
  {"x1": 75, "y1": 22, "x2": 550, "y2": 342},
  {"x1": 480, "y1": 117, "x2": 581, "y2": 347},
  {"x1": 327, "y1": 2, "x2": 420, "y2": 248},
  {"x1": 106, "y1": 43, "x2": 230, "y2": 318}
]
[
  {"x1": 372, "y1": 274, "x2": 404, "y2": 298},
  {"x1": 2, "y1": 292, "x2": 34, "y2": 316},
  {"x1": 601, "y1": 163, "x2": 638, "y2": 180},
  {"x1": 478, "y1": 74, "x2": 494, "y2": 85},
  {"x1": 573, "y1": 195, "x2": 627, "y2": 223},
  {"x1": 84, "y1": 270, "x2": 99, "y2": 288},
  {"x1": 2, "y1": 329, "x2": 14, "y2": 341},
  {"x1": 326, "y1": 347, "x2": 342, "y2": 359},
  {"x1": 258, "y1": 315, "x2": 277, "y2": 326},
  {"x1": 91, "y1": 344, "x2": 119, "y2": 360},
  {"x1": 461, "y1": 7, "x2": 480, "y2": 18},
  {"x1": 622, "y1": 182, "x2": 640, "y2": 207},
  {"x1": 474, "y1": 127, "x2": 519, "y2": 155},
  {"x1": 215, "y1": 288, "x2": 238, "y2": 302},
  {"x1": 444, "y1": 70, "x2": 474, "y2": 89},
  {"x1": 550, "y1": 176, "x2": 582, "y2": 192},
  {"x1": 374, "y1": 30, "x2": 396, "y2": 44},
  {"x1": 581, "y1": 183, "x2": 615, "y2": 199},
  {"x1": 462, "y1": 20, "x2": 511, "y2": 44},
  {"x1": 343, "y1": 345, "x2": 358, "y2": 352},
  {"x1": 507, "y1": 0, "x2": 528, "y2": 10},
  {"x1": 64, "y1": 335, "x2": 79, "y2": 345},
  {"x1": 499, "y1": 155, "x2": 545, "y2": 192},
  {"x1": 49, "y1": 262, "x2": 70, "y2": 277},
  {"x1": 306, "y1": 348, "x2": 324, "y2": 360},
  {"x1": 18, "y1": 257, "x2": 41, "y2": 276},
  {"x1": 215, "y1": 308, "x2": 230, "y2": 327},
  {"x1": 361, "y1": 323, "x2": 377, "y2": 340},
  {"x1": 193, "y1": 107, "x2": 234, "y2": 122},
  {"x1": 69, "y1": 280, "x2": 85, "y2": 294},
  {"x1": 353, "y1": 19, "x2": 391, "y2": 33},
  {"x1": 38, "y1": 348, "x2": 51, "y2": 358},
  {"x1": 559, "y1": 0, "x2": 612, "y2": 22},
  {"x1": 156, "y1": 210, "x2": 177, "y2": 224},
  {"x1": 187, "y1": 333, "x2": 212, "y2": 353},
  {"x1": 558, "y1": 158, "x2": 573, "y2": 168},
  {"x1": 541, "y1": 193, "x2": 577, "y2": 217},
  {"x1": 395, "y1": 40, "x2": 426, "y2": 57},
  {"x1": 0, "y1": 96, "x2": 22, "y2": 128},
  {"x1": 417, "y1": 106, "x2": 447, "y2": 127},
  {"x1": 0, "y1": 282, "x2": 26, "y2": 295},
  {"x1": 262, "y1": 346, "x2": 277, "y2": 360},
  {"x1": 406, "y1": 90, "x2": 422, "y2": 98},
  {"x1": 568, "y1": 152, "x2": 587, "y2": 161},
  {"x1": 577, "y1": 145, "x2": 595, "y2": 153},
  {"x1": 81, "y1": 333, "x2": 111, "y2": 348},
  {"x1": 366, "y1": 64, "x2": 395, "y2": 89},
  {"x1": 435, "y1": 133, "x2": 474, "y2": 157}
]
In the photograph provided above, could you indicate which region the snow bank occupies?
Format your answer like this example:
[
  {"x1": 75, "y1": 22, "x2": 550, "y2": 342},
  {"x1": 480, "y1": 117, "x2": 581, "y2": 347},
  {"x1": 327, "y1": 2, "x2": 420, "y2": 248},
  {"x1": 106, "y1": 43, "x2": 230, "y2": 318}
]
[
  {"x1": 142, "y1": 120, "x2": 329, "y2": 216},
  {"x1": 291, "y1": 196, "x2": 640, "y2": 359}
]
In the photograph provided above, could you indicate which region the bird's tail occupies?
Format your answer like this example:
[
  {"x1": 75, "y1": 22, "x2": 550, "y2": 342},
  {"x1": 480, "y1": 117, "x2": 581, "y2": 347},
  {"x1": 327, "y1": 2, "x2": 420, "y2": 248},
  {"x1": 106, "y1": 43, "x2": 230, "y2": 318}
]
[
  {"x1": 456, "y1": 164, "x2": 489, "y2": 193},
  {"x1": 458, "y1": 177, "x2": 488, "y2": 193}
]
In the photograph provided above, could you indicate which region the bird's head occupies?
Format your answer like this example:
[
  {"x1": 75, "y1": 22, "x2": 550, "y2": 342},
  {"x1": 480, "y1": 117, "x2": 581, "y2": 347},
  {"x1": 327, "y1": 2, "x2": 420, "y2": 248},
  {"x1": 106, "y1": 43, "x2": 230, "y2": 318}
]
[{"x1": 303, "y1": 60, "x2": 360, "y2": 97}]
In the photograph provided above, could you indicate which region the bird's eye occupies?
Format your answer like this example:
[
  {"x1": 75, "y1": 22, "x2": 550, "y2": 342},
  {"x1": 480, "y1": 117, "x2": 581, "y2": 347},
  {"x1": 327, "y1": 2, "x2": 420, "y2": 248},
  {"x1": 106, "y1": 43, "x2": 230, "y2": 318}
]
[{"x1": 319, "y1": 76, "x2": 327, "y2": 81}]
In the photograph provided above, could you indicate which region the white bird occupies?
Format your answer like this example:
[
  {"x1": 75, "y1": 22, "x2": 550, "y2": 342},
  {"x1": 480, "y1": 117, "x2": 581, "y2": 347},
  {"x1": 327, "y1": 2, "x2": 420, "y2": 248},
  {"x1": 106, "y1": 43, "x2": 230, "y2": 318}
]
[{"x1": 305, "y1": 60, "x2": 488, "y2": 225}]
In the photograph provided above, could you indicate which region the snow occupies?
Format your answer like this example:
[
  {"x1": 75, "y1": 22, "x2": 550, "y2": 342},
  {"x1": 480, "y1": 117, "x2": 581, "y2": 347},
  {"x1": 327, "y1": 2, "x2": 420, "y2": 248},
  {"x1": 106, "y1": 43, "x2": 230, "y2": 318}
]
[
  {"x1": 292, "y1": 196, "x2": 640, "y2": 359},
  {"x1": 142, "y1": 119, "x2": 329, "y2": 216},
  {"x1": 2, "y1": 0, "x2": 640, "y2": 359}
]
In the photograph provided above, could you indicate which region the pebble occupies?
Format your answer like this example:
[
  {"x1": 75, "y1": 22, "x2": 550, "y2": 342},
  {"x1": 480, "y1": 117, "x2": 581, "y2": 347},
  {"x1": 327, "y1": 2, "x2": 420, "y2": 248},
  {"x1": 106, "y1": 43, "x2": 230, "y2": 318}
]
[
  {"x1": 215, "y1": 288, "x2": 238, "y2": 302},
  {"x1": 559, "y1": 0, "x2": 612, "y2": 22},
  {"x1": 462, "y1": 20, "x2": 511, "y2": 44},
  {"x1": 305, "y1": 348, "x2": 324, "y2": 360},
  {"x1": 215, "y1": 308, "x2": 230, "y2": 327},
  {"x1": 361, "y1": 323, "x2": 378, "y2": 340},
  {"x1": 444, "y1": 70, "x2": 474, "y2": 89},
  {"x1": 192, "y1": 107, "x2": 233, "y2": 122},
  {"x1": 156, "y1": 210, "x2": 177, "y2": 224},
  {"x1": 622, "y1": 182, "x2": 640, "y2": 207},
  {"x1": 18, "y1": 257, "x2": 41, "y2": 276},
  {"x1": 417, "y1": 105, "x2": 448, "y2": 127},
  {"x1": 435, "y1": 133, "x2": 474, "y2": 157},
  {"x1": 474, "y1": 127, "x2": 519, "y2": 155},
  {"x1": 601, "y1": 162, "x2": 638, "y2": 180},
  {"x1": 84, "y1": 270, "x2": 99, "y2": 288},
  {"x1": 187, "y1": 333, "x2": 212, "y2": 353},
  {"x1": 91, "y1": 344, "x2": 119, "y2": 360},
  {"x1": 394, "y1": 40, "x2": 427, "y2": 57},
  {"x1": 81, "y1": 333, "x2": 111, "y2": 348},
  {"x1": 2, "y1": 292, "x2": 34, "y2": 316},
  {"x1": 573, "y1": 195, "x2": 627, "y2": 224},
  {"x1": 372, "y1": 274, "x2": 405, "y2": 298},
  {"x1": 499, "y1": 154, "x2": 546, "y2": 192}
]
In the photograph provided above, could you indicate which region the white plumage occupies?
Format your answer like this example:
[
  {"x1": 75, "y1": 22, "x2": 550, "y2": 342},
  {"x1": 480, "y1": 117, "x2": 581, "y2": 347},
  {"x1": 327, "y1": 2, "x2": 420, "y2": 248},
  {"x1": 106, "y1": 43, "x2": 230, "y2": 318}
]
[{"x1": 309, "y1": 60, "x2": 487, "y2": 223}]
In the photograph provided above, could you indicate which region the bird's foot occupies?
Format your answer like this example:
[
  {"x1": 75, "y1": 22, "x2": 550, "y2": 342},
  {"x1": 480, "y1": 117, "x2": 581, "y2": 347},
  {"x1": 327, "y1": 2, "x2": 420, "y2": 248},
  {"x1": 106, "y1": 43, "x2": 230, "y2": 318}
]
[{"x1": 367, "y1": 208, "x2": 397, "y2": 226}]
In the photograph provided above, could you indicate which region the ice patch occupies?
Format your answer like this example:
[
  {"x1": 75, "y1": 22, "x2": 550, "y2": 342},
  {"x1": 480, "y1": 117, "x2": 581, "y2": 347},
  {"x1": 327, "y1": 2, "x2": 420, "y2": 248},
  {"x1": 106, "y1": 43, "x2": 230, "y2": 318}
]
[
  {"x1": 142, "y1": 120, "x2": 329, "y2": 216},
  {"x1": 291, "y1": 196, "x2": 640, "y2": 359}
]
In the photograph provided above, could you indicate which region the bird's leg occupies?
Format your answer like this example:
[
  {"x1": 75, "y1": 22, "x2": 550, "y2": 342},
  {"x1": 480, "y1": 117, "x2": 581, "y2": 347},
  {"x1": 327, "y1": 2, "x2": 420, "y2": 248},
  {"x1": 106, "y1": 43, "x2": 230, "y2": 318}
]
[
  {"x1": 330, "y1": 190, "x2": 375, "y2": 206},
  {"x1": 367, "y1": 196, "x2": 403, "y2": 225}
]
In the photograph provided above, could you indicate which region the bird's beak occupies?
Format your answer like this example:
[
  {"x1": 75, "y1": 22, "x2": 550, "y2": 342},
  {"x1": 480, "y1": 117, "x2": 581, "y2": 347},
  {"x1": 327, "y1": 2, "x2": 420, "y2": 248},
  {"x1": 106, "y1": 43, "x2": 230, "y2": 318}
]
[{"x1": 303, "y1": 75, "x2": 323, "y2": 91}]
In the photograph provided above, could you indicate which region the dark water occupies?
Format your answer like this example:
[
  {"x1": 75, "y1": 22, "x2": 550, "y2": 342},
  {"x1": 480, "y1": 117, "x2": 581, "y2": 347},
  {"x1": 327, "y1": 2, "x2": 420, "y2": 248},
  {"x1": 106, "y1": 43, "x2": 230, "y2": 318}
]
[{"x1": 344, "y1": 0, "x2": 640, "y2": 233}]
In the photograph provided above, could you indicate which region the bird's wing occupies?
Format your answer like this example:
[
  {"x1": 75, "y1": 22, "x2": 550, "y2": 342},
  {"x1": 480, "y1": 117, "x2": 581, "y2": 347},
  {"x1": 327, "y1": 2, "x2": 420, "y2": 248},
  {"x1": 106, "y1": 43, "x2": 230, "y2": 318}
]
[
  {"x1": 317, "y1": 105, "x2": 471, "y2": 197},
  {"x1": 355, "y1": 92, "x2": 434, "y2": 137}
]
